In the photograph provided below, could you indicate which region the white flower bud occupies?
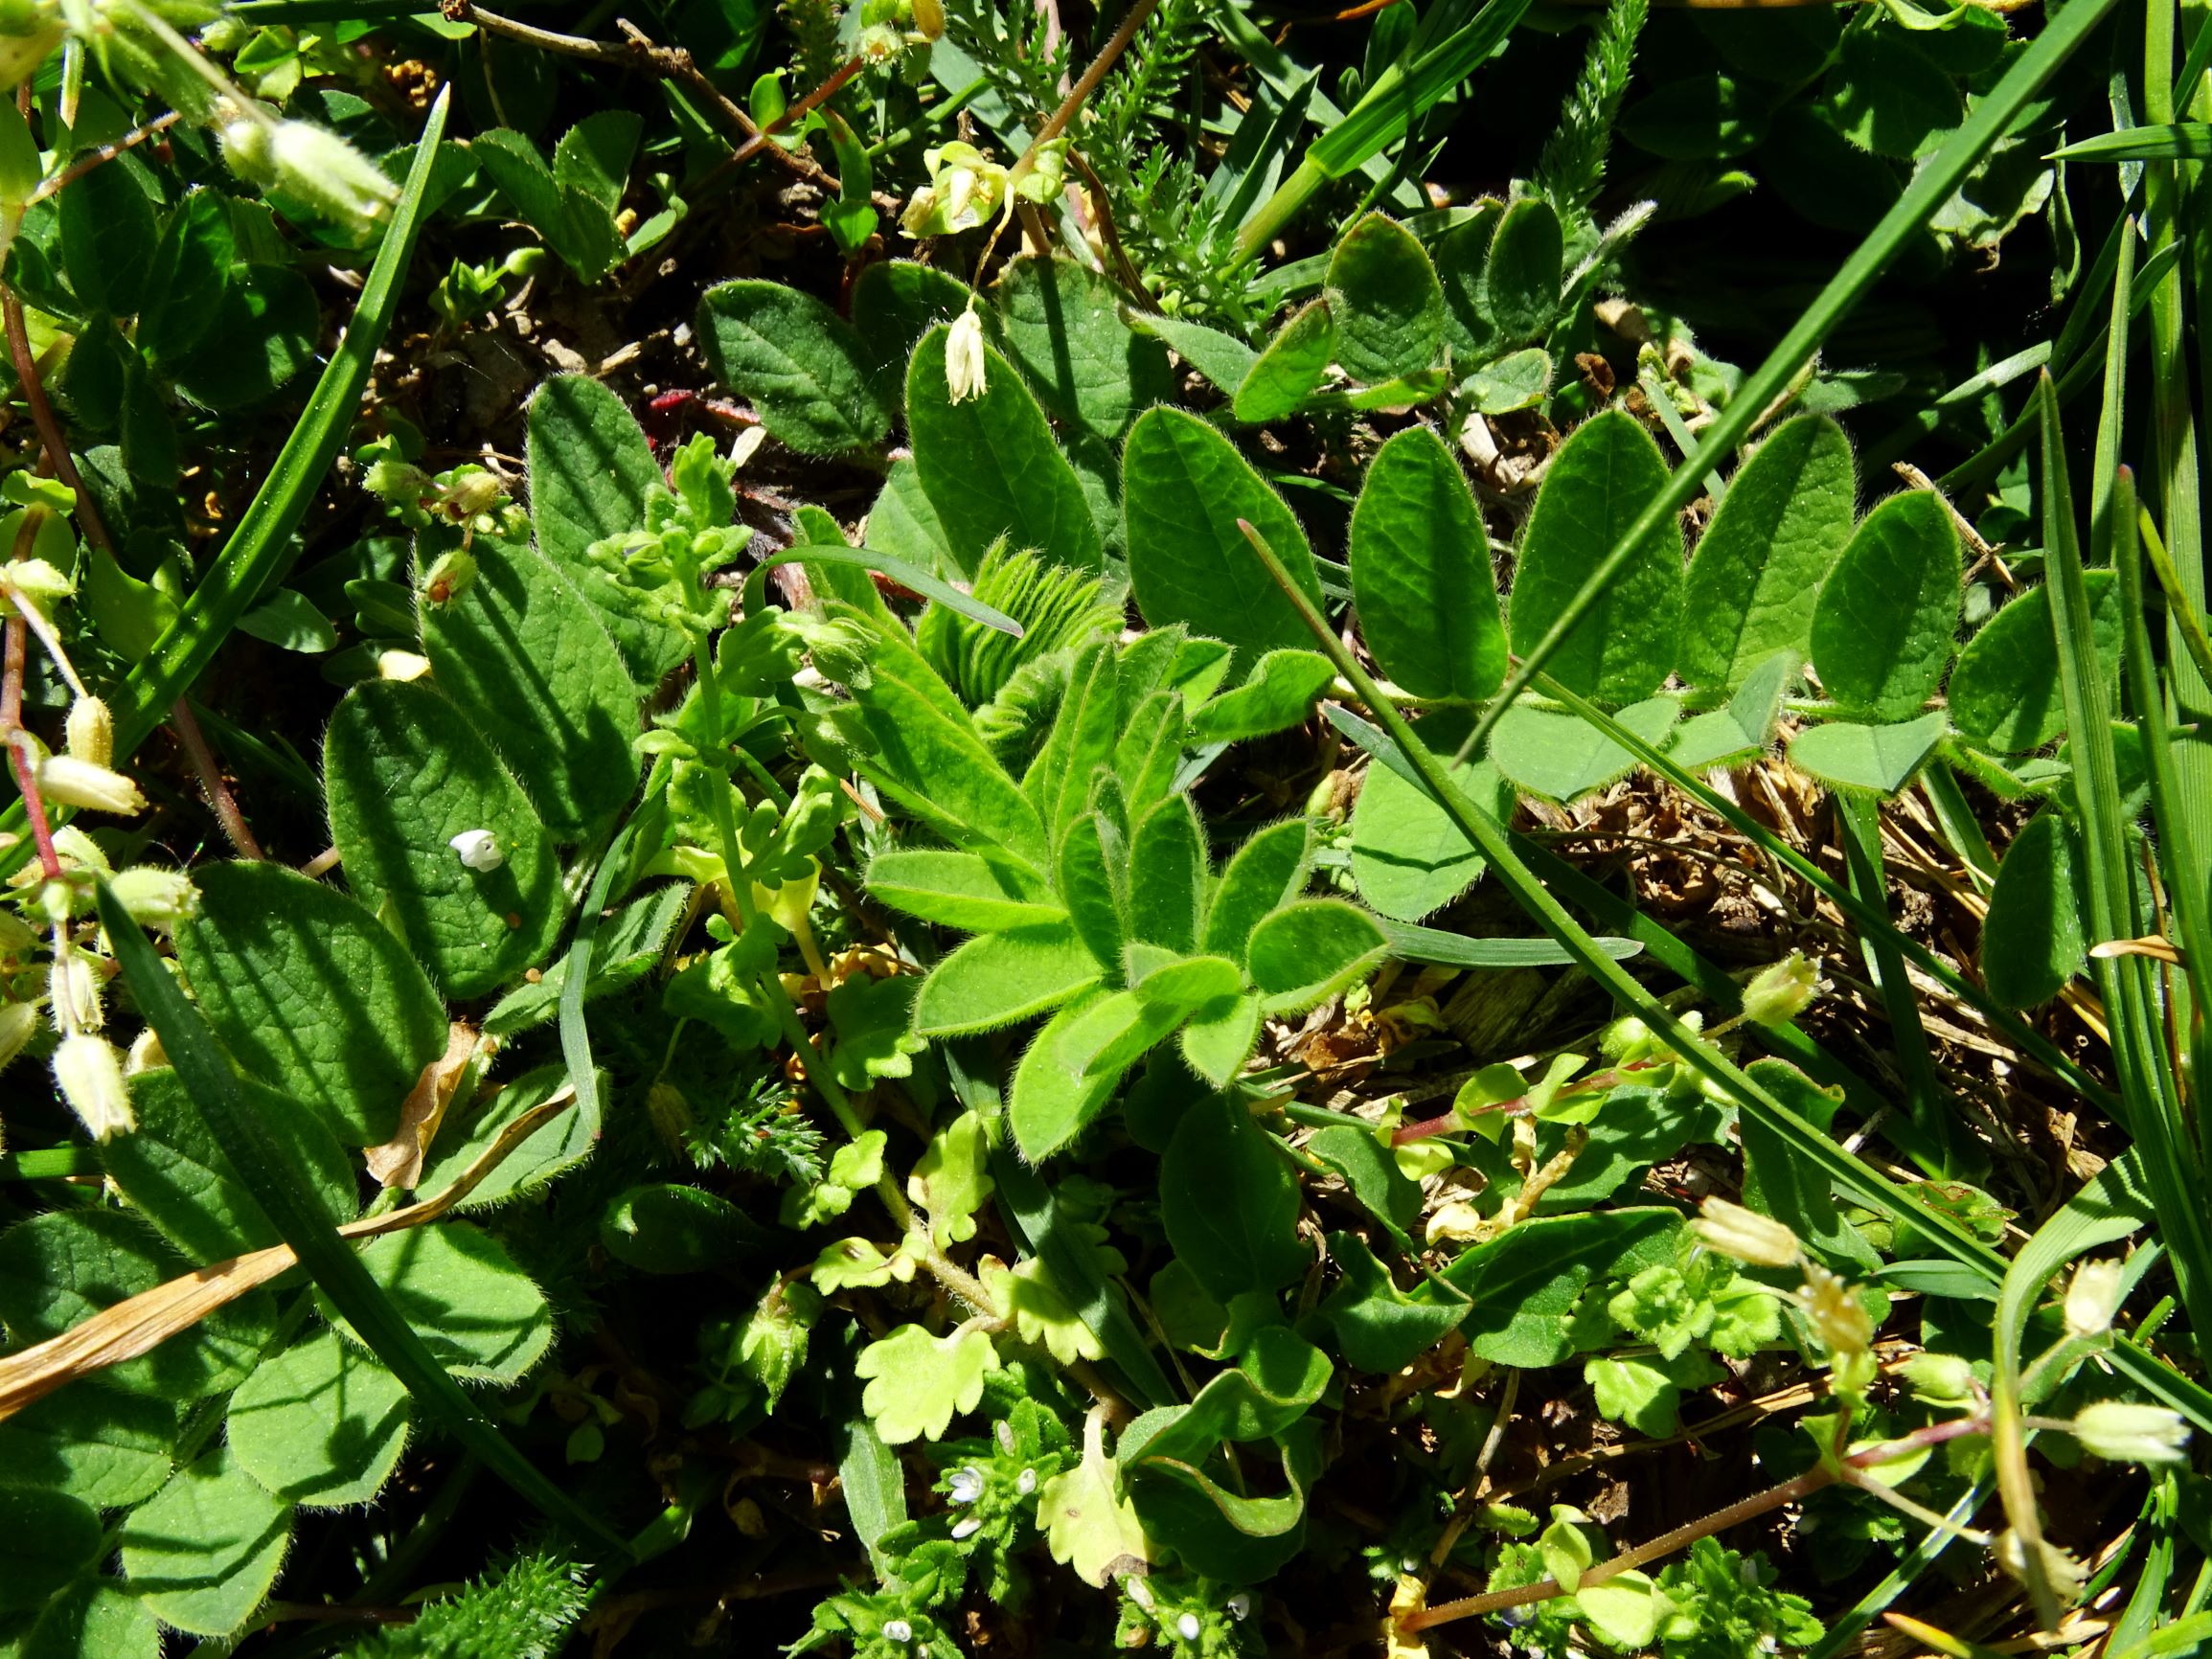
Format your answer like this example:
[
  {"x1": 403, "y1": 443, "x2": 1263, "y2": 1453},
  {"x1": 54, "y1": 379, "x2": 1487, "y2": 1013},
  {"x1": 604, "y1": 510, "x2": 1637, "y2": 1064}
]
[
  {"x1": 882, "y1": 1619, "x2": 913, "y2": 1643},
  {"x1": 107, "y1": 868, "x2": 199, "y2": 931},
  {"x1": 1226, "y1": 1593, "x2": 1251, "y2": 1621},
  {"x1": 994, "y1": 1420, "x2": 1015, "y2": 1455},
  {"x1": 34, "y1": 754, "x2": 147, "y2": 815},
  {"x1": 1126, "y1": 1577, "x2": 1154, "y2": 1612},
  {"x1": 2072, "y1": 1401, "x2": 2190, "y2": 1464},
  {"x1": 125, "y1": 1025, "x2": 167, "y2": 1075},
  {"x1": 949, "y1": 1515, "x2": 981, "y2": 1540},
  {"x1": 1176, "y1": 1613, "x2": 1202, "y2": 1642},
  {"x1": 53, "y1": 1032, "x2": 134, "y2": 1141},
  {"x1": 49, "y1": 949, "x2": 102, "y2": 1033},
  {"x1": 1742, "y1": 951, "x2": 1819, "y2": 1029},
  {"x1": 267, "y1": 119, "x2": 399, "y2": 235},
  {"x1": 64, "y1": 694, "x2": 111, "y2": 768},
  {"x1": 448, "y1": 830, "x2": 503, "y2": 872},
  {"x1": 4, "y1": 557, "x2": 72, "y2": 606},
  {"x1": 378, "y1": 649, "x2": 432, "y2": 681},
  {"x1": 2064, "y1": 1259, "x2": 2126, "y2": 1338},
  {"x1": 1898, "y1": 1352, "x2": 1977, "y2": 1408},
  {"x1": 946, "y1": 308, "x2": 988, "y2": 404},
  {"x1": 1692, "y1": 1197, "x2": 1801, "y2": 1269},
  {"x1": 1015, "y1": 1466, "x2": 1037, "y2": 1496},
  {"x1": 0, "y1": 998, "x2": 35, "y2": 1070}
]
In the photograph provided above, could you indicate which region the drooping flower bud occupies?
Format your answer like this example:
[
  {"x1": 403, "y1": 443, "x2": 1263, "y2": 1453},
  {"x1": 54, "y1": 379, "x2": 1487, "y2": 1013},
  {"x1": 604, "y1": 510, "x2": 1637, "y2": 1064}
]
[
  {"x1": 65, "y1": 694, "x2": 112, "y2": 768},
  {"x1": 1797, "y1": 1261, "x2": 1876, "y2": 1359},
  {"x1": 1692, "y1": 1196, "x2": 1801, "y2": 1268},
  {"x1": 108, "y1": 868, "x2": 200, "y2": 931},
  {"x1": 34, "y1": 753, "x2": 148, "y2": 815},
  {"x1": 1742, "y1": 951, "x2": 1820, "y2": 1029},
  {"x1": 420, "y1": 547, "x2": 478, "y2": 605},
  {"x1": 266, "y1": 119, "x2": 399, "y2": 235},
  {"x1": 2071, "y1": 1400, "x2": 2191, "y2": 1464},
  {"x1": 48, "y1": 948, "x2": 102, "y2": 1033},
  {"x1": 125, "y1": 1026, "x2": 168, "y2": 1075},
  {"x1": 53, "y1": 1032, "x2": 135, "y2": 1141},
  {"x1": 909, "y1": 0, "x2": 944, "y2": 37},
  {"x1": 2064, "y1": 1258, "x2": 2126, "y2": 1338},
  {"x1": 946, "y1": 307, "x2": 989, "y2": 405},
  {"x1": 1898, "y1": 1352, "x2": 1978, "y2": 1409}
]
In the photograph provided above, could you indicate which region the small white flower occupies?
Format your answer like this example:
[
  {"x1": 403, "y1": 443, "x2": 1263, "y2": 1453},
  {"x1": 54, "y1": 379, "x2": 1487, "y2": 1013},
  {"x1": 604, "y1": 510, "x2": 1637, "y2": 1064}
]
[
  {"x1": 53, "y1": 1033, "x2": 134, "y2": 1141},
  {"x1": 947, "y1": 1466, "x2": 984, "y2": 1504},
  {"x1": 946, "y1": 307, "x2": 988, "y2": 404},
  {"x1": 449, "y1": 830, "x2": 503, "y2": 872},
  {"x1": 49, "y1": 949, "x2": 102, "y2": 1034},
  {"x1": 1015, "y1": 1466, "x2": 1037, "y2": 1496},
  {"x1": 1126, "y1": 1576, "x2": 1155, "y2": 1611},
  {"x1": 1176, "y1": 1613, "x2": 1202, "y2": 1642},
  {"x1": 994, "y1": 1420, "x2": 1016, "y2": 1455},
  {"x1": 882, "y1": 1619, "x2": 913, "y2": 1644},
  {"x1": 949, "y1": 1515, "x2": 981, "y2": 1540},
  {"x1": 1226, "y1": 1593, "x2": 1251, "y2": 1621}
]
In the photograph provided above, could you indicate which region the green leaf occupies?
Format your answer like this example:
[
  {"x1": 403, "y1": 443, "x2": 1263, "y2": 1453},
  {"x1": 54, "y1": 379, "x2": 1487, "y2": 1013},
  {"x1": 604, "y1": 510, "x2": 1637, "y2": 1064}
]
[
  {"x1": 912, "y1": 926, "x2": 1103, "y2": 1036},
  {"x1": 601, "y1": 1184, "x2": 770, "y2": 1273},
  {"x1": 1232, "y1": 299, "x2": 1335, "y2": 423},
  {"x1": 864, "y1": 456, "x2": 956, "y2": 574},
  {"x1": 171, "y1": 262, "x2": 321, "y2": 411},
  {"x1": 1128, "y1": 796, "x2": 1209, "y2": 954},
  {"x1": 1831, "y1": 30, "x2": 1963, "y2": 159},
  {"x1": 1508, "y1": 409, "x2": 1682, "y2": 704},
  {"x1": 2050, "y1": 123, "x2": 2212, "y2": 163},
  {"x1": 324, "y1": 679, "x2": 565, "y2": 999},
  {"x1": 1981, "y1": 809, "x2": 2087, "y2": 1008},
  {"x1": 1435, "y1": 1207, "x2": 1678, "y2": 1367},
  {"x1": 1246, "y1": 898, "x2": 1388, "y2": 1013},
  {"x1": 175, "y1": 860, "x2": 446, "y2": 1145},
  {"x1": 104, "y1": 1067, "x2": 353, "y2": 1261},
  {"x1": 697, "y1": 278, "x2": 892, "y2": 454},
  {"x1": 840, "y1": 607, "x2": 1052, "y2": 872},
  {"x1": 139, "y1": 192, "x2": 233, "y2": 368},
  {"x1": 226, "y1": 1329, "x2": 410, "y2": 1507},
  {"x1": 0, "y1": 1489, "x2": 102, "y2": 1613},
  {"x1": 553, "y1": 109, "x2": 640, "y2": 216},
  {"x1": 1740, "y1": 1060, "x2": 1882, "y2": 1273},
  {"x1": 0, "y1": 1385, "x2": 175, "y2": 1508},
  {"x1": 1950, "y1": 574, "x2": 2124, "y2": 753},
  {"x1": 852, "y1": 258, "x2": 969, "y2": 408},
  {"x1": 1620, "y1": 72, "x2": 1771, "y2": 160},
  {"x1": 1350, "y1": 425, "x2": 1508, "y2": 701},
  {"x1": 1124, "y1": 407, "x2": 1327, "y2": 666},
  {"x1": 1809, "y1": 489, "x2": 1961, "y2": 721},
  {"x1": 833, "y1": 1411, "x2": 909, "y2": 1581},
  {"x1": 331, "y1": 1222, "x2": 554, "y2": 1386},
  {"x1": 1460, "y1": 346, "x2": 1553, "y2": 415},
  {"x1": 472, "y1": 127, "x2": 623, "y2": 280},
  {"x1": 1326, "y1": 213, "x2": 1444, "y2": 381},
  {"x1": 1376, "y1": 920, "x2": 1641, "y2": 968},
  {"x1": 1161, "y1": 1095, "x2": 1308, "y2": 1300},
  {"x1": 1203, "y1": 819, "x2": 1313, "y2": 964},
  {"x1": 1059, "y1": 811, "x2": 1130, "y2": 974},
  {"x1": 13, "y1": 1579, "x2": 161, "y2": 1659},
  {"x1": 1122, "y1": 1420, "x2": 1320, "y2": 1580},
  {"x1": 1474, "y1": 195, "x2": 1563, "y2": 351},
  {"x1": 418, "y1": 531, "x2": 641, "y2": 841},
  {"x1": 1039, "y1": 1410, "x2": 1151, "y2": 1586},
  {"x1": 57, "y1": 152, "x2": 156, "y2": 317},
  {"x1": 117, "y1": 1447, "x2": 293, "y2": 1636},
  {"x1": 1488, "y1": 694, "x2": 1680, "y2": 805},
  {"x1": 1132, "y1": 311, "x2": 1260, "y2": 393},
  {"x1": 1011, "y1": 986, "x2": 1181, "y2": 1159},
  {"x1": 992, "y1": 256, "x2": 1174, "y2": 441},
  {"x1": 237, "y1": 587, "x2": 338, "y2": 653},
  {"x1": 1307, "y1": 1126, "x2": 1425, "y2": 1248},
  {"x1": 1179, "y1": 992, "x2": 1264, "y2": 1085},
  {"x1": 908, "y1": 322, "x2": 1102, "y2": 575},
  {"x1": 1670, "y1": 648, "x2": 1794, "y2": 769},
  {"x1": 525, "y1": 374, "x2": 687, "y2": 682},
  {"x1": 484, "y1": 884, "x2": 690, "y2": 1038},
  {"x1": 415, "y1": 1064, "x2": 595, "y2": 1209},
  {"x1": 1352, "y1": 709, "x2": 1512, "y2": 920},
  {"x1": 1319, "y1": 1231, "x2": 1468, "y2": 1370},
  {"x1": 1021, "y1": 638, "x2": 1121, "y2": 848},
  {"x1": 1788, "y1": 712, "x2": 1949, "y2": 795},
  {"x1": 1676, "y1": 415, "x2": 1857, "y2": 692},
  {"x1": 854, "y1": 1323, "x2": 1001, "y2": 1444},
  {"x1": 867, "y1": 849, "x2": 1065, "y2": 931},
  {"x1": 0, "y1": 1208, "x2": 274, "y2": 1403}
]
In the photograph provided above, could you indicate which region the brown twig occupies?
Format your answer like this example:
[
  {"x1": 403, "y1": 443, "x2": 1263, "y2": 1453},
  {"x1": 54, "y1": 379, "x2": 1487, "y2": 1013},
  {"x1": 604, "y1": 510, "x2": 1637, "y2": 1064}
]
[
  {"x1": 169, "y1": 697, "x2": 262, "y2": 859},
  {"x1": 29, "y1": 111, "x2": 183, "y2": 205}
]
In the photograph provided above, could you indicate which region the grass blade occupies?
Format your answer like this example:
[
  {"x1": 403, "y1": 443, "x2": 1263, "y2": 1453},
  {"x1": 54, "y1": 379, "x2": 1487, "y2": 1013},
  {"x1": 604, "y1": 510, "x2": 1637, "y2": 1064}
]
[
  {"x1": 1458, "y1": 0, "x2": 2125, "y2": 765},
  {"x1": 109, "y1": 89, "x2": 452, "y2": 761},
  {"x1": 96, "y1": 878, "x2": 631, "y2": 1559}
]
